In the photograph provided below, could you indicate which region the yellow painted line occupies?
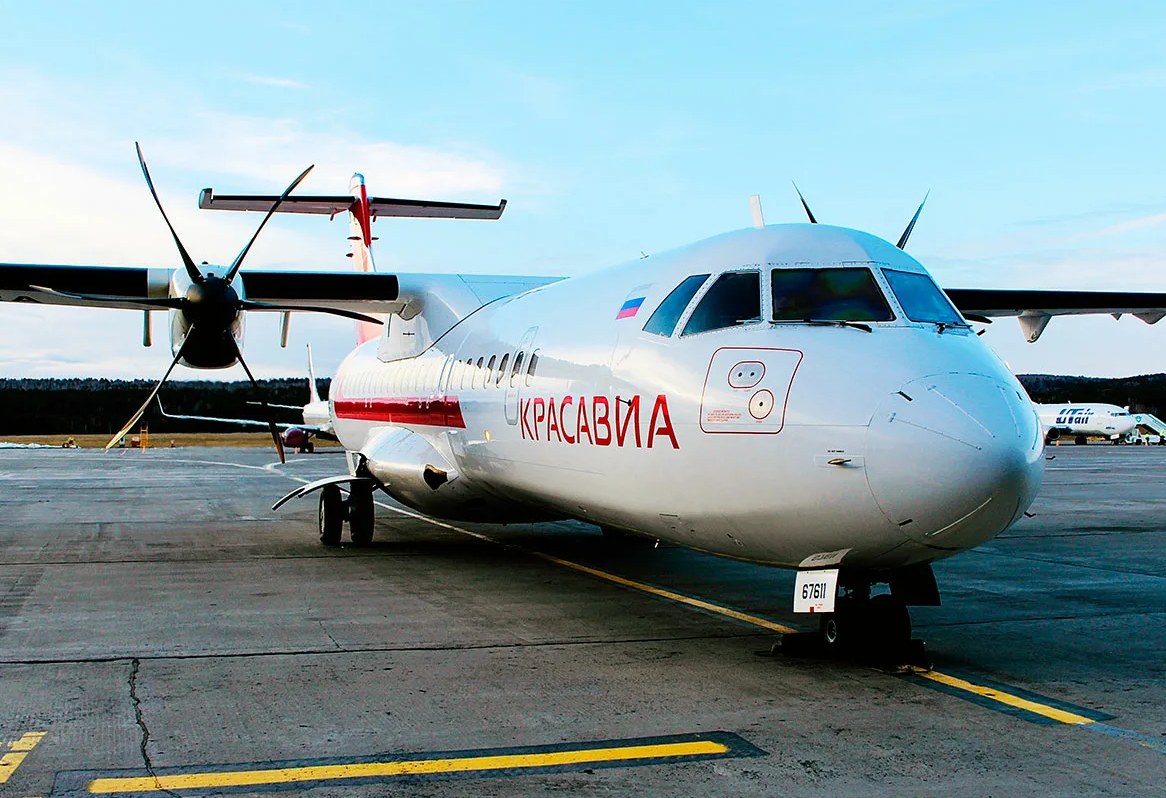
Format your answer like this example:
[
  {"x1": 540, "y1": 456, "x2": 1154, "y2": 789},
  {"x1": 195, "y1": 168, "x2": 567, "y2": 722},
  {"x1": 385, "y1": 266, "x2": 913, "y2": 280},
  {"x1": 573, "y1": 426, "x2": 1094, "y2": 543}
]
[
  {"x1": 911, "y1": 668, "x2": 1095, "y2": 725},
  {"x1": 531, "y1": 551, "x2": 798, "y2": 635},
  {"x1": 0, "y1": 732, "x2": 47, "y2": 784},
  {"x1": 87, "y1": 740, "x2": 729, "y2": 793}
]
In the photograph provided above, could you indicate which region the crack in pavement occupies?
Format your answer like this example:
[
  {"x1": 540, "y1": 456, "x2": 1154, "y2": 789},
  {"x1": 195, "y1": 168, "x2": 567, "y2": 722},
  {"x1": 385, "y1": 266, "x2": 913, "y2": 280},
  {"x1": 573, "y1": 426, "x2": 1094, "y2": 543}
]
[
  {"x1": 2, "y1": 630, "x2": 765, "y2": 666},
  {"x1": 129, "y1": 658, "x2": 182, "y2": 798}
]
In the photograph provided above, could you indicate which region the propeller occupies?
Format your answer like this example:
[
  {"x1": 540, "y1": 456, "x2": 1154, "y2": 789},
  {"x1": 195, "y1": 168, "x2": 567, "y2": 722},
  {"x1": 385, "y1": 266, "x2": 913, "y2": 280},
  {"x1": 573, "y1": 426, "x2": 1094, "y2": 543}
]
[
  {"x1": 896, "y1": 191, "x2": 929, "y2": 250},
  {"x1": 101, "y1": 144, "x2": 382, "y2": 459}
]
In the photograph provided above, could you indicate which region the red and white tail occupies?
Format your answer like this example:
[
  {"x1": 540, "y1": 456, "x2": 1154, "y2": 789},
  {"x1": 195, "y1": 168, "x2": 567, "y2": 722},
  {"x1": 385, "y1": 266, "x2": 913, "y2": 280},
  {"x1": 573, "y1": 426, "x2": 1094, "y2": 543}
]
[{"x1": 347, "y1": 173, "x2": 381, "y2": 345}]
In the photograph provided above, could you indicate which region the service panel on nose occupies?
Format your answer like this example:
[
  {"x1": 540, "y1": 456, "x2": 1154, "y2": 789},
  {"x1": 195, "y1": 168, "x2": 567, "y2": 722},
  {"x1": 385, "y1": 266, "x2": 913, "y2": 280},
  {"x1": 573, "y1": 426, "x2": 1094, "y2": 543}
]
[{"x1": 700, "y1": 347, "x2": 802, "y2": 434}]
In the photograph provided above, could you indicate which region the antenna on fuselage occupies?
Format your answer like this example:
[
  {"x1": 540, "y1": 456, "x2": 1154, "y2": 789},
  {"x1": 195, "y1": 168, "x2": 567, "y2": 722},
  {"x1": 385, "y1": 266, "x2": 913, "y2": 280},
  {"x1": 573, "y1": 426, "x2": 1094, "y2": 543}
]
[
  {"x1": 749, "y1": 194, "x2": 765, "y2": 229},
  {"x1": 791, "y1": 182, "x2": 817, "y2": 224},
  {"x1": 896, "y1": 190, "x2": 930, "y2": 249}
]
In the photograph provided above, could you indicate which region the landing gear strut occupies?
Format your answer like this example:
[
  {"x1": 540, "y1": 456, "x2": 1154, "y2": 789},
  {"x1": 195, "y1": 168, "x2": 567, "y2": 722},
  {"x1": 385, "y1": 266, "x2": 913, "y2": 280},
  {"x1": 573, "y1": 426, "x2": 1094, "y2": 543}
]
[{"x1": 317, "y1": 483, "x2": 376, "y2": 546}]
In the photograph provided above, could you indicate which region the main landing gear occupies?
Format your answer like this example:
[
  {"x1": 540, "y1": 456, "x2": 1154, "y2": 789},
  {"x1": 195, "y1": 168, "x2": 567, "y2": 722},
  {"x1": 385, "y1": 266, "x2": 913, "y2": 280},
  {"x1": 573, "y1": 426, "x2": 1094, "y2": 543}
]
[{"x1": 319, "y1": 484, "x2": 376, "y2": 546}]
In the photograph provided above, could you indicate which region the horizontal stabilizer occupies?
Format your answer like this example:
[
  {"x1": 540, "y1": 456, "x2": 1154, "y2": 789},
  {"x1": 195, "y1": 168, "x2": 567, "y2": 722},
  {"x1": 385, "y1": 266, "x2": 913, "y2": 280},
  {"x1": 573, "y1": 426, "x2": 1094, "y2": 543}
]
[{"x1": 199, "y1": 190, "x2": 506, "y2": 220}]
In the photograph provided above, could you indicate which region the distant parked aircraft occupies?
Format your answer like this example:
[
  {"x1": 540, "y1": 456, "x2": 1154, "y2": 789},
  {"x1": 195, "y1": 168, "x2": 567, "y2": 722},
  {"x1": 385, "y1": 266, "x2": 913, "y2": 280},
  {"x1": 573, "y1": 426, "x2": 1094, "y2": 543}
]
[{"x1": 1035, "y1": 402, "x2": 1136, "y2": 444}]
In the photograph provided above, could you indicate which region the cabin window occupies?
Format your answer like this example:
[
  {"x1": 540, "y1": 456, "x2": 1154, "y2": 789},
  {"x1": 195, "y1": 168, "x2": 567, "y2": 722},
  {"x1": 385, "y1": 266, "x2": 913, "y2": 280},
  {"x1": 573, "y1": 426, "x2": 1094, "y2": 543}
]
[
  {"x1": 510, "y1": 352, "x2": 525, "y2": 387},
  {"x1": 682, "y1": 271, "x2": 761, "y2": 336},
  {"x1": 526, "y1": 352, "x2": 539, "y2": 386},
  {"x1": 474, "y1": 357, "x2": 485, "y2": 389},
  {"x1": 485, "y1": 355, "x2": 497, "y2": 386},
  {"x1": 496, "y1": 353, "x2": 510, "y2": 386},
  {"x1": 643, "y1": 274, "x2": 710, "y2": 337},
  {"x1": 771, "y1": 267, "x2": 894, "y2": 322},
  {"x1": 881, "y1": 269, "x2": 963, "y2": 325}
]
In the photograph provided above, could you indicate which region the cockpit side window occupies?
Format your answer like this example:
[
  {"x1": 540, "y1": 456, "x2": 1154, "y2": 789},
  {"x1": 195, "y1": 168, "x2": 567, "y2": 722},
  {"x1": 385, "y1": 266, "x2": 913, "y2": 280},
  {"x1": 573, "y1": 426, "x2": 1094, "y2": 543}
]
[
  {"x1": 771, "y1": 267, "x2": 894, "y2": 322},
  {"x1": 681, "y1": 271, "x2": 761, "y2": 336},
  {"x1": 881, "y1": 269, "x2": 964, "y2": 325},
  {"x1": 643, "y1": 274, "x2": 710, "y2": 337}
]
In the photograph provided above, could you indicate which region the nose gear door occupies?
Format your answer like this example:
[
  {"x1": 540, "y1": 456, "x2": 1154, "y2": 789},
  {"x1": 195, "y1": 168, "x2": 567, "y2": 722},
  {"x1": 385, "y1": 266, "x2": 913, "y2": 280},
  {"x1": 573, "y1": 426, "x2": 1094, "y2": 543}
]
[{"x1": 699, "y1": 347, "x2": 802, "y2": 434}]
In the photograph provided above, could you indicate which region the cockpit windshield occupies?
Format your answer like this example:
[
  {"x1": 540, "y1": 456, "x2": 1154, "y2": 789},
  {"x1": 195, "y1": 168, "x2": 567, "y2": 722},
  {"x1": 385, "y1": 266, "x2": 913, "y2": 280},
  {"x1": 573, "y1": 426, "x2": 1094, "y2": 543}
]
[
  {"x1": 770, "y1": 267, "x2": 894, "y2": 322},
  {"x1": 881, "y1": 269, "x2": 965, "y2": 325}
]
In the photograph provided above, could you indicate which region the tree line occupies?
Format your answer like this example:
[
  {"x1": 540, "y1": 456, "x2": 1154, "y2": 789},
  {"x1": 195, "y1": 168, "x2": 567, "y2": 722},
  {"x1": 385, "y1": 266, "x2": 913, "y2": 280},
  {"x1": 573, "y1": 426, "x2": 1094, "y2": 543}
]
[{"x1": 0, "y1": 378, "x2": 329, "y2": 435}]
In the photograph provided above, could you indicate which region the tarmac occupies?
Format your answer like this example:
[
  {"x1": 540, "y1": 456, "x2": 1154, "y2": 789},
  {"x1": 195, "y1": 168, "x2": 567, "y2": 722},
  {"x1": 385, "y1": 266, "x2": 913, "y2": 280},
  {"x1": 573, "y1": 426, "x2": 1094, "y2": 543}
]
[{"x1": 0, "y1": 444, "x2": 1162, "y2": 796}]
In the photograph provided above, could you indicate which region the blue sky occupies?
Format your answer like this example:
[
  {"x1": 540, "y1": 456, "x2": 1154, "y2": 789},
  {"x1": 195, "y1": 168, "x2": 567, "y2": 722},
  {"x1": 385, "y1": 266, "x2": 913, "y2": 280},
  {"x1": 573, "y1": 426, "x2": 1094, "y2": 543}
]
[{"x1": 1, "y1": 2, "x2": 1165, "y2": 378}]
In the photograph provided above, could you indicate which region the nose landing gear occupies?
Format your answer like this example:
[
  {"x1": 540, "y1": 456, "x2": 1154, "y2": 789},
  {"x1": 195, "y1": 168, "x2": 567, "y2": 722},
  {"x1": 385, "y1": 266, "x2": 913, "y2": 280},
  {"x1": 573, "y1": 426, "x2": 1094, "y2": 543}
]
[
  {"x1": 817, "y1": 593, "x2": 916, "y2": 664},
  {"x1": 774, "y1": 568, "x2": 934, "y2": 669}
]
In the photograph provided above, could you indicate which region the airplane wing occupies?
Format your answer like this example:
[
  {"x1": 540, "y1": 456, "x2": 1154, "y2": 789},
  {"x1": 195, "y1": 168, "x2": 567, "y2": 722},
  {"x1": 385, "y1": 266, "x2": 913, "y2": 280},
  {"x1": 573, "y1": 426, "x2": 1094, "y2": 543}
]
[
  {"x1": 199, "y1": 190, "x2": 506, "y2": 220},
  {"x1": 156, "y1": 400, "x2": 337, "y2": 439},
  {"x1": 0, "y1": 264, "x2": 401, "y2": 314},
  {"x1": 944, "y1": 288, "x2": 1166, "y2": 342}
]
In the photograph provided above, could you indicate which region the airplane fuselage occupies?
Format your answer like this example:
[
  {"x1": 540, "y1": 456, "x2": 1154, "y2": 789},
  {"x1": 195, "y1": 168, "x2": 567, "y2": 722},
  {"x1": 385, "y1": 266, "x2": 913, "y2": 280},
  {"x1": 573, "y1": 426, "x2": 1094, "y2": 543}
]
[{"x1": 327, "y1": 225, "x2": 1045, "y2": 572}]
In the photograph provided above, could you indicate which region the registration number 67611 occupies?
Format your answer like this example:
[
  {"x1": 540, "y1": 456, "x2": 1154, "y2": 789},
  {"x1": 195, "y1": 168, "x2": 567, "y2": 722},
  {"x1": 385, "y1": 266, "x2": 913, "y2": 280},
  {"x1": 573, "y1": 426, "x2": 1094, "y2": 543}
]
[{"x1": 793, "y1": 568, "x2": 839, "y2": 614}]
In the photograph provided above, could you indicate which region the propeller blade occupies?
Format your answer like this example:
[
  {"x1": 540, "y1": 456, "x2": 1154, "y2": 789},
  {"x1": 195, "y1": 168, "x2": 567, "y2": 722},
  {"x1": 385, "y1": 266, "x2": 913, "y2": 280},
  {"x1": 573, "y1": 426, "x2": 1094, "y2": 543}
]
[
  {"x1": 238, "y1": 300, "x2": 384, "y2": 326},
  {"x1": 896, "y1": 190, "x2": 930, "y2": 250},
  {"x1": 225, "y1": 336, "x2": 286, "y2": 464},
  {"x1": 792, "y1": 182, "x2": 818, "y2": 224},
  {"x1": 223, "y1": 164, "x2": 315, "y2": 285},
  {"x1": 135, "y1": 142, "x2": 203, "y2": 285},
  {"x1": 104, "y1": 332, "x2": 191, "y2": 450},
  {"x1": 27, "y1": 285, "x2": 184, "y2": 309}
]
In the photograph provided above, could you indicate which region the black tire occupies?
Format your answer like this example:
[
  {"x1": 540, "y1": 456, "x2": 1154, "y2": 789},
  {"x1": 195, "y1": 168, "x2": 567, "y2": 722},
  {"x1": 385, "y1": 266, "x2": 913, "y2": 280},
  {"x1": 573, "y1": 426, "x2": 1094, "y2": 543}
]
[
  {"x1": 319, "y1": 485, "x2": 343, "y2": 546},
  {"x1": 1075, "y1": 435, "x2": 1087, "y2": 445},
  {"x1": 348, "y1": 484, "x2": 375, "y2": 545},
  {"x1": 304, "y1": 440, "x2": 315, "y2": 454}
]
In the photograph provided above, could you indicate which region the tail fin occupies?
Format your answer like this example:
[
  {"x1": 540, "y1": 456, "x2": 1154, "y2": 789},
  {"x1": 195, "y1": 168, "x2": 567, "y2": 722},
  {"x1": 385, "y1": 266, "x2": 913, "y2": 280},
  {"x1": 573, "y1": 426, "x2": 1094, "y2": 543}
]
[
  {"x1": 347, "y1": 173, "x2": 381, "y2": 344},
  {"x1": 305, "y1": 344, "x2": 322, "y2": 404}
]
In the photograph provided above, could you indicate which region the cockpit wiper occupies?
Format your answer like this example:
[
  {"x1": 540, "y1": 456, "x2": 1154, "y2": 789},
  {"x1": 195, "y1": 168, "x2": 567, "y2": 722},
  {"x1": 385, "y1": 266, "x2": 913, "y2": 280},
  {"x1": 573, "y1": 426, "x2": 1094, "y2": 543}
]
[
  {"x1": 795, "y1": 319, "x2": 873, "y2": 333},
  {"x1": 935, "y1": 321, "x2": 972, "y2": 334}
]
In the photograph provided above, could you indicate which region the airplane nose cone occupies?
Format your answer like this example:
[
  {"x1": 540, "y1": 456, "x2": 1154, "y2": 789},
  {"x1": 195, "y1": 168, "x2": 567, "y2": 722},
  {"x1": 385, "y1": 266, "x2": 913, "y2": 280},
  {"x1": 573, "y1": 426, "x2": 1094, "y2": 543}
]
[{"x1": 866, "y1": 373, "x2": 1044, "y2": 552}]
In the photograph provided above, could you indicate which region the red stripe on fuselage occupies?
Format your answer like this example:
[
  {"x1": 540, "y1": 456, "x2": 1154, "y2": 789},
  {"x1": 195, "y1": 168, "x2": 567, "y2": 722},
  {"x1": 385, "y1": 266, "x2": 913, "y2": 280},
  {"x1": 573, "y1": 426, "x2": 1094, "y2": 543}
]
[{"x1": 333, "y1": 396, "x2": 467, "y2": 429}]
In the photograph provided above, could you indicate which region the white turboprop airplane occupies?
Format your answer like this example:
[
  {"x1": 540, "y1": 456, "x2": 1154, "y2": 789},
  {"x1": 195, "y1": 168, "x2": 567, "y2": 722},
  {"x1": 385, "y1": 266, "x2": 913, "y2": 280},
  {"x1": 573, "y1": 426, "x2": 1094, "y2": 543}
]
[
  {"x1": 6, "y1": 150, "x2": 1166, "y2": 655},
  {"x1": 1035, "y1": 402, "x2": 1136, "y2": 444}
]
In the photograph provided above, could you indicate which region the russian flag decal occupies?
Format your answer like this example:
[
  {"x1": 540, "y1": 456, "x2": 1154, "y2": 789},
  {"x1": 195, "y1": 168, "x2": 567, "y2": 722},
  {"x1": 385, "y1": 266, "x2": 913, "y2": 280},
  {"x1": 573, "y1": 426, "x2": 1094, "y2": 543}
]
[{"x1": 616, "y1": 284, "x2": 652, "y2": 320}]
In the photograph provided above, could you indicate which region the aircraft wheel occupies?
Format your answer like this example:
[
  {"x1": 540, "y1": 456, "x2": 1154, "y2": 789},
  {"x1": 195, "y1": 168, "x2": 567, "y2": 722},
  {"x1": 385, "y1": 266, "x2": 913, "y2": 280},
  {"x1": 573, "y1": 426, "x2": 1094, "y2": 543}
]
[
  {"x1": 304, "y1": 440, "x2": 315, "y2": 454},
  {"x1": 348, "y1": 484, "x2": 375, "y2": 545},
  {"x1": 819, "y1": 613, "x2": 842, "y2": 647},
  {"x1": 319, "y1": 485, "x2": 343, "y2": 547},
  {"x1": 1075, "y1": 435, "x2": 1087, "y2": 445}
]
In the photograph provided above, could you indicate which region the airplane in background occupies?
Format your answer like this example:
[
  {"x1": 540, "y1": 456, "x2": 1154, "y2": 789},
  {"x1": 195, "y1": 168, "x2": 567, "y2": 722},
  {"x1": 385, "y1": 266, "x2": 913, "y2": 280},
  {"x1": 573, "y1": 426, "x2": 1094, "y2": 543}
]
[
  {"x1": 1035, "y1": 402, "x2": 1136, "y2": 445},
  {"x1": 6, "y1": 147, "x2": 1166, "y2": 659},
  {"x1": 157, "y1": 345, "x2": 334, "y2": 453}
]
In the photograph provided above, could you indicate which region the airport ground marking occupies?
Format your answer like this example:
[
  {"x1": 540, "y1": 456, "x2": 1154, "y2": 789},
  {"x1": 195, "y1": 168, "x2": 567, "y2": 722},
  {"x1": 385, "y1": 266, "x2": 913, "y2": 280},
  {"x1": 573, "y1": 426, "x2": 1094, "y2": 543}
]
[
  {"x1": 0, "y1": 731, "x2": 47, "y2": 784},
  {"x1": 272, "y1": 467, "x2": 1131, "y2": 738},
  {"x1": 908, "y1": 668, "x2": 1100, "y2": 725},
  {"x1": 530, "y1": 551, "x2": 798, "y2": 634},
  {"x1": 70, "y1": 733, "x2": 761, "y2": 794},
  {"x1": 1081, "y1": 722, "x2": 1166, "y2": 755}
]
